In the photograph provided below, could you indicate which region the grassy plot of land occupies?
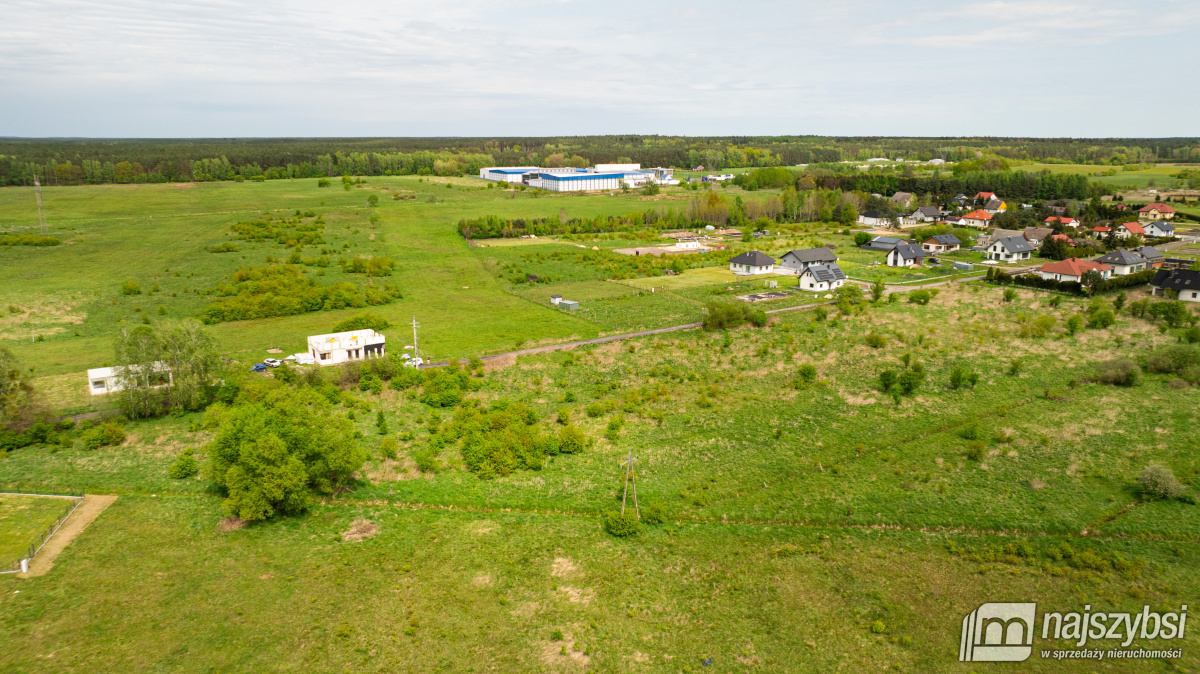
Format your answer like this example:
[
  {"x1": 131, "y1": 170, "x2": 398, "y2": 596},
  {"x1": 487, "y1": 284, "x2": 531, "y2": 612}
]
[
  {"x1": 0, "y1": 495, "x2": 74, "y2": 563},
  {"x1": 2, "y1": 495, "x2": 1196, "y2": 672}
]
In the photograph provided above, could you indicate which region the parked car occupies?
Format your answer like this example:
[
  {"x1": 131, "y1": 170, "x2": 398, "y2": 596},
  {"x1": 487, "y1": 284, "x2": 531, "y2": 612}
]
[
  {"x1": 263, "y1": 358, "x2": 282, "y2": 368},
  {"x1": 250, "y1": 363, "x2": 267, "y2": 372}
]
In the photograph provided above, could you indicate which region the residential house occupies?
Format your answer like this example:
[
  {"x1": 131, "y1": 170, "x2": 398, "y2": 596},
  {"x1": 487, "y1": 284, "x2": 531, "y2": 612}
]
[
  {"x1": 1139, "y1": 204, "x2": 1176, "y2": 221},
  {"x1": 860, "y1": 235, "x2": 904, "y2": 252},
  {"x1": 1144, "y1": 221, "x2": 1175, "y2": 238},
  {"x1": 798, "y1": 263, "x2": 847, "y2": 291},
  {"x1": 910, "y1": 206, "x2": 942, "y2": 222},
  {"x1": 857, "y1": 210, "x2": 892, "y2": 227},
  {"x1": 940, "y1": 214, "x2": 967, "y2": 226},
  {"x1": 890, "y1": 192, "x2": 915, "y2": 208},
  {"x1": 1133, "y1": 246, "x2": 1164, "y2": 268},
  {"x1": 963, "y1": 209, "x2": 993, "y2": 228},
  {"x1": 1095, "y1": 249, "x2": 1148, "y2": 276},
  {"x1": 1091, "y1": 226, "x2": 1111, "y2": 239},
  {"x1": 1044, "y1": 216, "x2": 1077, "y2": 228},
  {"x1": 887, "y1": 243, "x2": 927, "y2": 267},
  {"x1": 986, "y1": 237, "x2": 1034, "y2": 262},
  {"x1": 1036, "y1": 258, "x2": 1113, "y2": 283},
  {"x1": 974, "y1": 191, "x2": 996, "y2": 202},
  {"x1": 983, "y1": 198, "x2": 1007, "y2": 214},
  {"x1": 308, "y1": 329, "x2": 387, "y2": 366},
  {"x1": 1022, "y1": 227, "x2": 1054, "y2": 248},
  {"x1": 728, "y1": 250, "x2": 776, "y2": 275},
  {"x1": 778, "y1": 247, "x2": 838, "y2": 273},
  {"x1": 921, "y1": 234, "x2": 962, "y2": 253},
  {"x1": 982, "y1": 228, "x2": 1024, "y2": 249},
  {"x1": 1115, "y1": 222, "x2": 1145, "y2": 240},
  {"x1": 1150, "y1": 269, "x2": 1200, "y2": 302}
]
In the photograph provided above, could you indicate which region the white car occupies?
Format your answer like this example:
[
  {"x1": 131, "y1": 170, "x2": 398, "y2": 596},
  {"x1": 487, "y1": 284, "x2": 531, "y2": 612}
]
[{"x1": 263, "y1": 358, "x2": 282, "y2": 368}]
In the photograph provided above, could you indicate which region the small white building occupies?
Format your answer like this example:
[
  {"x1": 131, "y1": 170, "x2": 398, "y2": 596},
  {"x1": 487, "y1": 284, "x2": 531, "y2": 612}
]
[
  {"x1": 87, "y1": 362, "x2": 172, "y2": 396},
  {"x1": 1144, "y1": 221, "x2": 1175, "y2": 238},
  {"x1": 798, "y1": 263, "x2": 846, "y2": 291},
  {"x1": 728, "y1": 250, "x2": 776, "y2": 275},
  {"x1": 307, "y1": 329, "x2": 386, "y2": 366},
  {"x1": 986, "y1": 237, "x2": 1034, "y2": 262}
]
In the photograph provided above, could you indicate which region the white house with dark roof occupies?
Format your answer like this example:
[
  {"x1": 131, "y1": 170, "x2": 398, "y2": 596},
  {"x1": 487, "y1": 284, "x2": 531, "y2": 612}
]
[
  {"x1": 910, "y1": 206, "x2": 942, "y2": 222},
  {"x1": 798, "y1": 263, "x2": 847, "y2": 291},
  {"x1": 1144, "y1": 221, "x2": 1175, "y2": 238},
  {"x1": 986, "y1": 237, "x2": 1034, "y2": 261},
  {"x1": 886, "y1": 243, "x2": 926, "y2": 267},
  {"x1": 1095, "y1": 249, "x2": 1147, "y2": 276},
  {"x1": 1151, "y1": 269, "x2": 1200, "y2": 302},
  {"x1": 860, "y1": 235, "x2": 903, "y2": 252},
  {"x1": 728, "y1": 250, "x2": 776, "y2": 275},
  {"x1": 778, "y1": 247, "x2": 838, "y2": 274}
]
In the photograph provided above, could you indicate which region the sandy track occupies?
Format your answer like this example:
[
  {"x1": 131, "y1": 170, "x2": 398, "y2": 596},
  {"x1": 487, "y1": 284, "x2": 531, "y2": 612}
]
[{"x1": 18, "y1": 494, "x2": 117, "y2": 578}]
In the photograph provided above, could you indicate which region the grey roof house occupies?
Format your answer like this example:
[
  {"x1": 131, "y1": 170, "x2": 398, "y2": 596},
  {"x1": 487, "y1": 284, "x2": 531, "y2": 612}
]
[
  {"x1": 798, "y1": 263, "x2": 847, "y2": 290},
  {"x1": 986, "y1": 237, "x2": 1034, "y2": 261},
  {"x1": 778, "y1": 247, "x2": 838, "y2": 273},
  {"x1": 1151, "y1": 269, "x2": 1200, "y2": 302},
  {"x1": 860, "y1": 235, "x2": 903, "y2": 252},
  {"x1": 1096, "y1": 249, "x2": 1148, "y2": 276},
  {"x1": 728, "y1": 250, "x2": 776, "y2": 275}
]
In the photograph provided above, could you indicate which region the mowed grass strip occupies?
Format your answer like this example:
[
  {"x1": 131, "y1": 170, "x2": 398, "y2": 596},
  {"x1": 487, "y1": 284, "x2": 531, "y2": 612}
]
[{"x1": 0, "y1": 495, "x2": 75, "y2": 563}]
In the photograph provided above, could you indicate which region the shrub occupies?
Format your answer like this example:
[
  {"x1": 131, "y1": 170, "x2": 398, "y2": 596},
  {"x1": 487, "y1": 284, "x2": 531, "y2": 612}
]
[
  {"x1": 1002, "y1": 288, "x2": 1017, "y2": 303},
  {"x1": 585, "y1": 402, "x2": 604, "y2": 418},
  {"x1": 864, "y1": 334, "x2": 887, "y2": 349},
  {"x1": 379, "y1": 437, "x2": 398, "y2": 459},
  {"x1": 949, "y1": 366, "x2": 978, "y2": 390},
  {"x1": 897, "y1": 369, "x2": 924, "y2": 395},
  {"x1": 332, "y1": 313, "x2": 391, "y2": 333},
  {"x1": 797, "y1": 363, "x2": 817, "y2": 385},
  {"x1": 1093, "y1": 359, "x2": 1141, "y2": 387},
  {"x1": 1140, "y1": 464, "x2": 1188, "y2": 500},
  {"x1": 965, "y1": 441, "x2": 986, "y2": 461},
  {"x1": 122, "y1": 280, "x2": 141, "y2": 296},
  {"x1": 908, "y1": 290, "x2": 932, "y2": 305},
  {"x1": 703, "y1": 302, "x2": 766, "y2": 331},
  {"x1": 604, "y1": 511, "x2": 641, "y2": 537},
  {"x1": 1184, "y1": 326, "x2": 1200, "y2": 344},
  {"x1": 168, "y1": 448, "x2": 199, "y2": 479},
  {"x1": 871, "y1": 621, "x2": 886, "y2": 634},
  {"x1": 878, "y1": 370, "x2": 898, "y2": 393},
  {"x1": 1065, "y1": 313, "x2": 1084, "y2": 335},
  {"x1": 1088, "y1": 309, "x2": 1115, "y2": 329},
  {"x1": 556, "y1": 407, "x2": 571, "y2": 425},
  {"x1": 1145, "y1": 345, "x2": 1200, "y2": 374},
  {"x1": 641, "y1": 500, "x2": 668, "y2": 525},
  {"x1": 207, "y1": 242, "x2": 240, "y2": 253},
  {"x1": 812, "y1": 306, "x2": 828, "y2": 321},
  {"x1": 81, "y1": 422, "x2": 126, "y2": 450},
  {"x1": 359, "y1": 373, "x2": 383, "y2": 395},
  {"x1": 413, "y1": 446, "x2": 439, "y2": 473},
  {"x1": 558, "y1": 425, "x2": 589, "y2": 454}
]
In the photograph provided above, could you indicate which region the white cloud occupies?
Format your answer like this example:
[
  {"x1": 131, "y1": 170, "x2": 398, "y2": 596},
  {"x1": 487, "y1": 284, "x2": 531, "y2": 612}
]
[{"x1": 0, "y1": 0, "x2": 1196, "y2": 136}]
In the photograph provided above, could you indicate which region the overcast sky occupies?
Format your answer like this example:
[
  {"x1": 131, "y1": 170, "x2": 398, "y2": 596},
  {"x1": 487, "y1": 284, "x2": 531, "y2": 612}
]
[{"x1": 2, "y1": 0, "x2": 1198, "y2": 138}]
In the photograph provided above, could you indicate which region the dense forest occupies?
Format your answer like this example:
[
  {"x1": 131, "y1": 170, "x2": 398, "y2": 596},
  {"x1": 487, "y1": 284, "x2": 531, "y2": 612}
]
[{"x1": 2, "y1": 136, "x2": 1199, "y2": 186}]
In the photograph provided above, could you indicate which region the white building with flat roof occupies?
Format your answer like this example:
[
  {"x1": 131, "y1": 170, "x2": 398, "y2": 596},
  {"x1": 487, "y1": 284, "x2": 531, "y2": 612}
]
[
  {"x1": 307, "y1": 329, "x2": 386, "y2": 366},
  {"x1": 479, "y1": 164, "x2": 677, "y2": 190},
  {"x1": 86, "y1": 362, "x2": 172, "y2": 396}
]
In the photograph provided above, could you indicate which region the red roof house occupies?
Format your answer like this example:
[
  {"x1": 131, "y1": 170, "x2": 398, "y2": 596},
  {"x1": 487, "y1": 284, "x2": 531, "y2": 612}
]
[
  {"x1": 1117, "y1": 222, "x2": 1145, "y2": 237},
  {"x1": 1045, "y1": 216, "x2": 1076, "y2": 227},
  {"x1": 1139, "y1": 204, "x2": 1176, "y2": 220},
  {"x1": 974, "y1": 191, "x2": 995, "y2": 201},
  {"x1": 963, "y1": 209, "x2": 993, "y2": 226},
  {"x1": 1037, "y1": 258, "x2": 1114, "y2": 282}
]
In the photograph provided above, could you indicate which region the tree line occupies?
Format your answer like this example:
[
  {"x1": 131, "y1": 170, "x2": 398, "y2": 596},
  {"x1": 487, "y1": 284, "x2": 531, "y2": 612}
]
[{"x1": 3, "y1": 135, "x2": 1198, "y2": 186}]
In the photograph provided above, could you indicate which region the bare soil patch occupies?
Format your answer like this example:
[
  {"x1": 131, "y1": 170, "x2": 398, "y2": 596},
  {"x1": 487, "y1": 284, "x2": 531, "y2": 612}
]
[
  {"x1": 341, "y1": 518, "x2": 379, "y2": 542},
  {"x1": 218, "y1": 517, "x2": 248, "y2": 532}
]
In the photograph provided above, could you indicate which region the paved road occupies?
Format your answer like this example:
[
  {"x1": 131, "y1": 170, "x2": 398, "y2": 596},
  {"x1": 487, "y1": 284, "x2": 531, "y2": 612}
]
[{"x1": 422, "y1": 272, "x2": 998, "y2": 368}]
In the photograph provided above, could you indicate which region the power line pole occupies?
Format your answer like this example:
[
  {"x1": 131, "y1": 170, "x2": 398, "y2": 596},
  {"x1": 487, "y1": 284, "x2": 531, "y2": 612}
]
[
  {"x1": 33, "y1": 174, "x2": 48, "y2": 236},
  {"x1": 410, "y1": 315, "x2": 420, "y2": 362}
]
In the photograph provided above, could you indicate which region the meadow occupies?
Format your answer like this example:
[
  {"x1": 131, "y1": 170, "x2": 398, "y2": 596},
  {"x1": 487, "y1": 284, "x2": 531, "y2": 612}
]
[
  {"x1": 0, "y1": 494, "x2": 73, "y2": 564},
  {"x1": 2, "y1": 177, "x2": 1200, "y2": 671}
]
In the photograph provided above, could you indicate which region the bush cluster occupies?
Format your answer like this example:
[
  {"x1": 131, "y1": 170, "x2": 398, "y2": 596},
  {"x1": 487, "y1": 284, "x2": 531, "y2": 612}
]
[
  {"x1": 201, "y1": 265, "x2": 401, "y2": 323},
  {"x1": 702, "y1": 302, "x2": 767, "y2": 331}
]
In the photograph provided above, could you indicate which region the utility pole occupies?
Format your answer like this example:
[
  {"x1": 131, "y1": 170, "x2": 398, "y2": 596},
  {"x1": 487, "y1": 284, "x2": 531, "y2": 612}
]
[
  {"x1": 620, "y1": 449, "x2": 640, "y2": 519},
  {"x1": 33, "y1": 174, "x2": 48, "y2": 236},
  {"x1": 410, "y1": 315, "x2": 420, "y2": 362}
]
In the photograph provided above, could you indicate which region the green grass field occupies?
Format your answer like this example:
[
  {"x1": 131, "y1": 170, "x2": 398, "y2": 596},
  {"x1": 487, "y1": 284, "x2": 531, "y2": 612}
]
[
  {"x1": 2, "y1": 178, "x2": 1200, "y2": 671},
  {"x1": 0, "y1": 494, "x2": 74, "y2": 564}
]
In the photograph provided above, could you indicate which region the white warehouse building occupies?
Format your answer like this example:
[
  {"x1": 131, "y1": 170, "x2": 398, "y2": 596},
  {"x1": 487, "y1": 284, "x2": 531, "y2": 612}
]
[
  {"x1": 307, "y1": 329, "x2": 387, "y2": 366},
  {"x1": 479, "y1": 164, "x2": 677, "y2": 191}
]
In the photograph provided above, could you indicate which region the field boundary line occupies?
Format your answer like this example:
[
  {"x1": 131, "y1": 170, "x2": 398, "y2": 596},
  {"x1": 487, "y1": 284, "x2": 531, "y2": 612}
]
[{"x1": 1, "y1": 492, "x2": 83, "y2": 574}]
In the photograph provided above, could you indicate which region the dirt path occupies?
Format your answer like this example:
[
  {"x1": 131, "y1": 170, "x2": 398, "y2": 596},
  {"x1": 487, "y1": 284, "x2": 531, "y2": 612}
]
[{"x1": 18, "y1": 494, "x2": 117, "y2": 578}]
